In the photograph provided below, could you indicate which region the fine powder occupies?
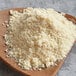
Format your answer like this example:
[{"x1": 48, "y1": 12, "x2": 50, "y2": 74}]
[{"x1": 4, "y1": 8, "x2": 76, "y2": 70}]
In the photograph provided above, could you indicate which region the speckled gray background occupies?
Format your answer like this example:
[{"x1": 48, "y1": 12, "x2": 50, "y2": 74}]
[{"x1": 0, "y1": 0, "x2": 76, "y2": 76}]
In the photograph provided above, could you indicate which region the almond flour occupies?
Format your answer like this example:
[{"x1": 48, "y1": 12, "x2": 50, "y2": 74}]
[{"x1": 4, "y1": 8, "x2": 76, "y2": 70}]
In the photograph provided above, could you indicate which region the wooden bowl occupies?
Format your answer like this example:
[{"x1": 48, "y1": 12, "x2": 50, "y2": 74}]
[{"x1": 0, "y1": 8, "x2": 76, "y2": 76}]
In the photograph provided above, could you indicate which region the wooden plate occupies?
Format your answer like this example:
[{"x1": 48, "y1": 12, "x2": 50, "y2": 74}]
[{"x1": 0, "y1": 8, "x2": 76, "y2": 76}]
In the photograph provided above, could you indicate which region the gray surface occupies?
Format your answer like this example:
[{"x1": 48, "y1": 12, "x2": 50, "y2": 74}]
[{"x1": 0, "y1": 0, "x2": 76, "y2": 76}]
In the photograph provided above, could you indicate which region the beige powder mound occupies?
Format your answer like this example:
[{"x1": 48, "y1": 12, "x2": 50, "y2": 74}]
[{"x1": 5, "y1": 8, "x2": 76, "y2": 70}]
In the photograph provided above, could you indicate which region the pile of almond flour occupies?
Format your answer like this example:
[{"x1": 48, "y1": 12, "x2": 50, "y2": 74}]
[{"x1": 4, "y1": 8, "x2": 76, "y2": 70}]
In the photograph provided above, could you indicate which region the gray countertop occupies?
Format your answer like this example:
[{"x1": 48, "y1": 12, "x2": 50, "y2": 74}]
[{"x1": 0, "y1": 0, "x2": 76, "y2": 76}]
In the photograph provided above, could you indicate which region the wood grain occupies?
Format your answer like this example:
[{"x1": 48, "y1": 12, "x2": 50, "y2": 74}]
[{"x1": 0, "y1": 8, "x2": 76, "y2": 76}]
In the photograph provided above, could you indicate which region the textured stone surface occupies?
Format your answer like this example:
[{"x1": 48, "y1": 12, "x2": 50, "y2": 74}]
[{"x1": 0, "y1": 0, "x2": 76, "y2": 76}]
